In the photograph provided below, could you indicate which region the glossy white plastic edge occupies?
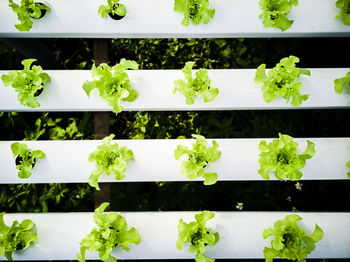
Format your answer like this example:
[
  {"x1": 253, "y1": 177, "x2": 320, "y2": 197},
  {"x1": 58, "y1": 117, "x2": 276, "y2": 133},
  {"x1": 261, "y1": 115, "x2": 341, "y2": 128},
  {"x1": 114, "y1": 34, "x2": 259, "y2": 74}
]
[
  {"x1": 0, "y1": 137, "x2": 349, "y2": 184},
  {"x1": 0, "y1": 68, "x2": 349, "y2": 111},
  {"x1": 1, "y1": 212, "x2": 350, "y2": 260},
  {"x1": 0, "y1": 0, "x2": 349, "y2": 38}
]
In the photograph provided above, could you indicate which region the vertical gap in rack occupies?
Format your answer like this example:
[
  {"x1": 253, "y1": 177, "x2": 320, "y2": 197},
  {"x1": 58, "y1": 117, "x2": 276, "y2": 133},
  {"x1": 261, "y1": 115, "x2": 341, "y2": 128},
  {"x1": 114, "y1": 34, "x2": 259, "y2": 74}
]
[{"x1": 93, "y1": 39, "x2": 111, "y2": 211}]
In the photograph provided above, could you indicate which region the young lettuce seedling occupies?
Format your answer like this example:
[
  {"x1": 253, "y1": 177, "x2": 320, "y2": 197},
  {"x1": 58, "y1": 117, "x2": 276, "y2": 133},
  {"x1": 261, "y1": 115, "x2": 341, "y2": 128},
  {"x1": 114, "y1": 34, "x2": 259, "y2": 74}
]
[
  {"x1": 174, "y1": 62, "x2": 218, "y2": 105},
  {"x1": 334, "y1": 69, "x2": 350, "y2": 94},
  {"x1": 1, "y1": 58, "x2": 51, "y2": 108},
  {"x1": 177, "y1": 211, "x2": 219, "y2": 262},
  {"x1": 98, "y1": 0, "x2": 127, "y2": 20},
  {"x1": 346, "y1": 161, "x2": 350, "y2": 178},
  {"x1": 174, "y1": 0, "x2": 215, "y2": 26},
  {"x1": 88, "y1": 134, "x2": 134, "y2": 190},
  {"x1": 8, "y1": 0, "x2": 51, "y2": 31},
  {"x1": 258, "y1": 0, "x2": 298, "y2": 31},
  {"x1": 11, "y1": 142, "x2": 45, "y2": 179},
  {"x1": 0, "y1": 212, "x2": 37, "y2": 261},
  {"x1": 335, "y1": 0, "x2": 350, "y2": 26},
  {"x1": 258, "y1": 133, "x2": 315, "y2": 181},
  {"x1": 263, "y1": 214, "x2": 324, "y2": 262},
  {"x1": 175, "y1": 134, "x2": 221, "y2": 185},
  {"x1": 77, "y1": 202, "x2": 141, "y2": 262},
  {"x1": 82, "y1": 59, "x2": 138, "y2": 115},
  {"x1": 254, "y1": 56, "x2": 310, "y2": 107}
]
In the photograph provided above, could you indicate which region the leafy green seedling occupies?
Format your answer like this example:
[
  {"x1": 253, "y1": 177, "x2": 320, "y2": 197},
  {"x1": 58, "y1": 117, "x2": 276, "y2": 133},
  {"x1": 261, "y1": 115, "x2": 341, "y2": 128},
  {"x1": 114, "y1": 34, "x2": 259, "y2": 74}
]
[
  {"x1": 1, "y1": 59, "x2": 51, "y2": 108},
  {"x1": 346, "y1": 161, "x2": 350, "y2": 178},
  {"x1": 259, "y1": 0, "x2": 298, "y2": 31},
  {"x1": 335, "y1": 0, "x2": 350, "y2": 26},
  {"x1": 258, "y1": 133, "x2": 315, "y2": 181},
  {"x1": 177, "y1": 211, "x2": 219, "y2": 262},
  {"x1": 263, "y1": 214, "x2": 324, "y2": 262},
  {"x1": 83, "y1": 59, "x2": 138, "y2": 115},
  {"x1": 174, "y1": 0, "x2": 215, "y2": 26},
  {"x1": 334, "y1": 69, "x2": 350, "y2": 94},
  {"x1": 254, "y1": 56, "x2": 310, "y2": 107},
  {"x1": 0, "y1": 212, "x2": 37, "y2": 261},
  {"x1": 174, "y1": 62, "x2": 218, "y2": 105},
  {"x1": 77, "y1": 202, "x2": 141, "y2": 262},
  {"x1": 11, "y1": 142, "x2": 45, "y2": 179},
  {"x1": 88, "y1": 134, "x2": 134, "y2": 190},
  {"x1": 175, "y1": 134, "x2": 221, "y2": 185},
  {"x1": 8, "y1": 0, "x2": 51, "y2": 31},
  {"x1": 98, "y1": 0, "x2": 127, "y2": 20}
]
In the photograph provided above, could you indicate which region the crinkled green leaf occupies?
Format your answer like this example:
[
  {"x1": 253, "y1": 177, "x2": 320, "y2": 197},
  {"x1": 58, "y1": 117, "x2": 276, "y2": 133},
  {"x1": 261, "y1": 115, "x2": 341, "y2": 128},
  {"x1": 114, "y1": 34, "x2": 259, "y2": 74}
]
[
  {"x1": 335, "y1": 0, "x2": 350, "y2": 26},
  {"x1": 174, "y1": 0, "x2": 215, "y2": 26},
  {"x1": 334, "y1": 69, "x2": 350, "y2": 94},
  {"x1": 98, "y1": 0, "x2": 127, "y2": 18}
]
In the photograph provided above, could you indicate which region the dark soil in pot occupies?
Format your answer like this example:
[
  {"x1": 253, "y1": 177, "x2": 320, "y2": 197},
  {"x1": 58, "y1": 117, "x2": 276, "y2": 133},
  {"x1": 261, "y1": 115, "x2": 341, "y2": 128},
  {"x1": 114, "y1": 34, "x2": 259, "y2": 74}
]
[{"x1": 109, "y1": 4, "x2": 125, "y2": 20}]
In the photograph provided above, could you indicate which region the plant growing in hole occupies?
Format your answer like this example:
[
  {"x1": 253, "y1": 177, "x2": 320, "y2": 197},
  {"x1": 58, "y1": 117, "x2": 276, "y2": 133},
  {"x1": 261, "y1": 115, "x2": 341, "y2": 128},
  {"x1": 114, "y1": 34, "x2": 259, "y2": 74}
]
[
  {"x1": 334, "y1": 69, "x2": 350, "y2": 94},
  {"x1": 258, "y1": 133, "x2": 315, "y2": 181},
  {"x1": 335, "y1": 0, "x2": 350, "y2": 26},
  {"x1": 177, "y1": 211, "x2": 219, "y2": 262},
  {"x1": 254, "y1": 56, "x2": 310, "y2": 107},
  {"x1": 258, "y1": 0, "x2": 298, "y2": 31},
  {"x1": 174, "y1": 62, "x2": 218, "y2": 105},
  {"x1": 174, "y1": 0, "x2": 215, "y2": 26},
  {"x1": 8, "y1": 0, "x2": 50, "y2": 31},
  {"x1": 77, "y1": 202, "x2": 141, "y2": 262},
  {"x1": 263, "y1": 214, "x2": 324, "y2": 262},
  {"x1": 11, "y1": 142, "x2": 45, "y2": 179},
  {"x1": 1, "y1": 58, "x2": 51, "y2": 108},
  {"x1": 98, "y1": 0, "x2": 127, "y2": 20},
  {"x1": 174, "y1": 134, "x2": 221, "y2": 185},
  {"x1": 88, "y1": 134, "x2": 134, "y2": 190},
  {"x1": 82, "y1": 59, "x2": 138, "y2": 115},
  {"x1": 0, "y1": 212, "x2": 37, "y2": 261}
]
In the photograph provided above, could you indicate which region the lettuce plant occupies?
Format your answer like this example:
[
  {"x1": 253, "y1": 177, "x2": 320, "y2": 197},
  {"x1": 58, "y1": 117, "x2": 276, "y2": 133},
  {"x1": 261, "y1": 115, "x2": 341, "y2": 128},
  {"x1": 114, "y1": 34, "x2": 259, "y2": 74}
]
[
  {"x1": 177, "y1": 211, "x2": 219, "y2": 262},
  {"x1": 346, "y1": 161, "x2": 350, "y2": 178},
  {"x1": 11, "y1": 142, "x2": 45, "y2": 179},
  {"x1": 8, "y1": 0, "x2": 51, "y2": 31},
  {"x1": 335, "y1": 0, "x2": 350, "y2": 26},
  {"x1": 88, "y1": 134, "x2": 134, "y2": 190},
  {"x1": 259, "y1": 0, "x2": 298, "y2": 31},
  {"x1": 174, "y1": 62, "x2": 218, "y2": 105},
  {"x1": 263, "y1": 214, "x2": 324, "y2": 262},
  {"x1": 1, "y1": 58, "x2": 51, "y2": 108},
  {"x1": 0, "y1": 212, "x2": 37, "y2": 261},
  {"x1": 175, "y1": 134, "x2": 221, "y2": 185},
  {"x1": 334, "y1": 69, "x2": 350, "y2": 94},
  {"x1": 98, "y1": 0, "x2": 127, "y2": 20},
  {"x1": 174, "y1": 0, "x2": 215, "y2": 26},
  {"x1": 82, "y1": 59, "x2": 138, "y2": 115},
  {"x1": 254, "y1": 56, "x2": 310, "y2": 107},
  {"x1": 77, "y1": 202, "x2": 141, "y2": 262},
  {"x1": 258, "y1": 133, "x2": 315, "y2": 181}
]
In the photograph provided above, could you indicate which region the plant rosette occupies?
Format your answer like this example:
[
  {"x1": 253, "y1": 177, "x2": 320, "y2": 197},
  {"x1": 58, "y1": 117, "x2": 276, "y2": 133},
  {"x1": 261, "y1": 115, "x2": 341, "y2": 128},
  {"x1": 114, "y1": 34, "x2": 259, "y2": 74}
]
[
  {"x1": 258, "y1": 133, "x2": 315, "y2": 181},
  {"x1": 82, "y1": 59, "x2": 138, "y2": 115},
  {"x1": 174, "y1": 61, "x2": 218, "y2": 105},
  {"x1": 77, "y1": 202, "x2": 141, "y2": 262},
  {"x1": 0, "y1": 212, "x2": 37, "y2": 261},
  {"x1": 174, "y1": 0, "x2": 215, "y2": 26},
  {"x1": 177, "y1": 211, "x2": 219, "y2": 262},
  {"x1": 88, "y1": 134, "x2": 134, "y2": 190},
  {"x1": 8, "y1": 0, "x2": 51, "y2": 31},
  {"x1": 334, "y1": 69, "x2": 350, "y2": 94},
  {"x1": 254, "y1": 55, "x2": 311, "y2": 107},
  {"x1": 98, "y1": 0, "x2": 127, "y2": 20},
  {"x1": 1, "y1": 58, "x2": 51, "y2": 108},
  {"x1": 263, "y1": 214, "x2": 324, "y2": 262},
  {"x1": 174, "y1": 134, "x2": 221, "y2": 185},
  {"x1": 259, "y1": 0, "x2": 298, "y2": 31},
  {"x1": 11, "y1": 142, "x2": 45, "y2": 179},
  {"x1": 335, "y1": 0, "x2": 350, "y2": 26}
]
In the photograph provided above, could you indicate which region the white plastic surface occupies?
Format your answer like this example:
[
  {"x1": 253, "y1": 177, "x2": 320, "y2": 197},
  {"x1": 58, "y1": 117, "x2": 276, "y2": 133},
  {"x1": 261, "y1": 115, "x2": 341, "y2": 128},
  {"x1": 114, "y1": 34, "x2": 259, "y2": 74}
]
[
  {"x1": 1, "y1": 212, "x2": 350, "y2": 260},
  {"x1": 0, "y1": 69, "x2": 349, "y2": 111},
  {"x1": 0, "y1": 0, "x2": 349, "y2": 38},
  {"x1": 0, "y1": 137, "x2": 349, "y2": 184}
]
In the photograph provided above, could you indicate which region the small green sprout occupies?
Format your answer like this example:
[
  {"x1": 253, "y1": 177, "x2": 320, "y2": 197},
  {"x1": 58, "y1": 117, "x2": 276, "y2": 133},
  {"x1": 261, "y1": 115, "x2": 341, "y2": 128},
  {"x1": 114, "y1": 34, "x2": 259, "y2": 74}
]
[{"x1": 98, "y1": 0, "x2": 127, "y2": 20}]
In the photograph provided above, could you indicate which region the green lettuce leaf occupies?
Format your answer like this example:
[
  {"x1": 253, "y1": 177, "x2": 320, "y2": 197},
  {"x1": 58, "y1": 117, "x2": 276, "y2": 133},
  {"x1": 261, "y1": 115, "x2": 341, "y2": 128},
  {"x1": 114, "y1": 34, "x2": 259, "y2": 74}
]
[
  {"x1": 335, "y1": 0, "x2": 350, "y2": 26},
  {"x1": 174, "y1": 0, "x2": 215, "y2": 26},
  {"x1": 98, "y1": 0, "x2": 127, "y2": 18},
  {"x1": 334, "y1": 69, "x2": 350, "y2": 94}
]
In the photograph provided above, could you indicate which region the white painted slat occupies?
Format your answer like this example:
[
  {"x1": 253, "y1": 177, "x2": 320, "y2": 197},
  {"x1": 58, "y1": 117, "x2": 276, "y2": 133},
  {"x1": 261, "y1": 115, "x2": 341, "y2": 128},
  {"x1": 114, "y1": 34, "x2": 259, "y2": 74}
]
[
  {"x1": 0, "y1": 0, "x2": 349, "y2": 38},
  {"x1": 0, "y1": 138, "x2": 349, "y2": 184},
  {"x1": 2, "y1": 212, "x2": 349, "y2": 260},
  {"x1": 0, "y1": 69, "x2": 349, "y2": 111}
]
